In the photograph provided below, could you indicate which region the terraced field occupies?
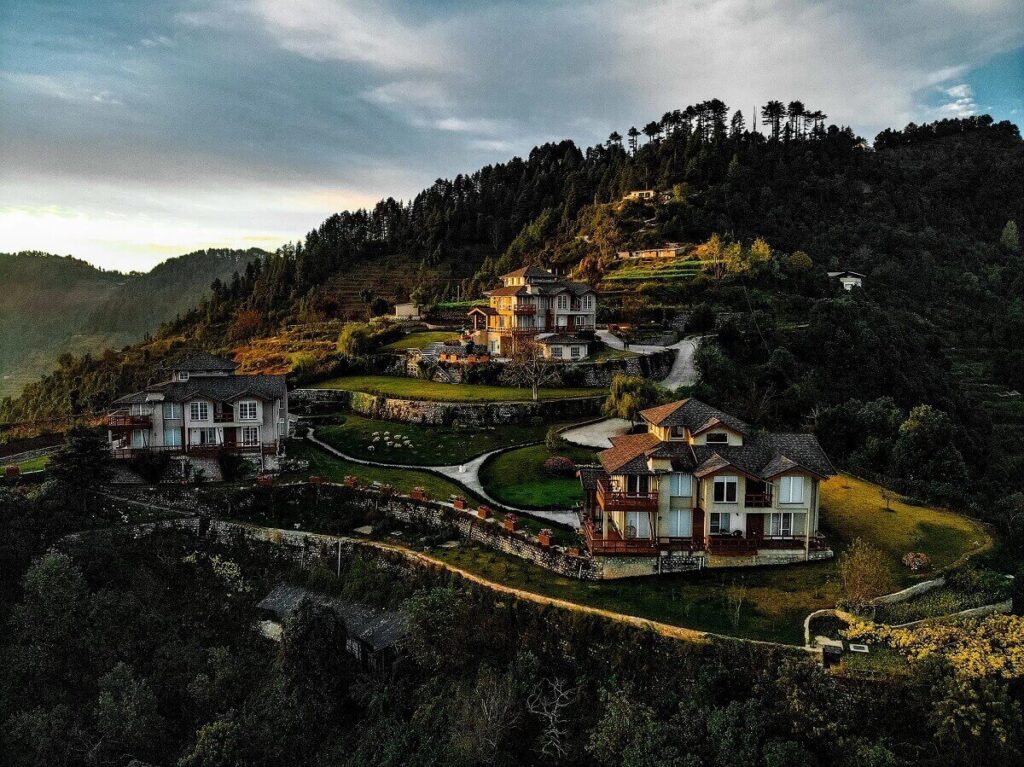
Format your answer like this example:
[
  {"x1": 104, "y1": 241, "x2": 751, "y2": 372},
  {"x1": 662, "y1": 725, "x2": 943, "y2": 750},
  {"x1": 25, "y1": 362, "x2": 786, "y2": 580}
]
[{"x1": 601, "y1": 257, "x2": 706, "y2": 285}]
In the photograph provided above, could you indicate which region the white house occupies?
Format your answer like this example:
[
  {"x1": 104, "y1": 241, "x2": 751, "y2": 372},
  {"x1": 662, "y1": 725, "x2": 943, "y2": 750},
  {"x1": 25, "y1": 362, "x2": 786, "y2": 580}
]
[{"x1": 828, "y1": 270, "x2": 865, "y2": 291}]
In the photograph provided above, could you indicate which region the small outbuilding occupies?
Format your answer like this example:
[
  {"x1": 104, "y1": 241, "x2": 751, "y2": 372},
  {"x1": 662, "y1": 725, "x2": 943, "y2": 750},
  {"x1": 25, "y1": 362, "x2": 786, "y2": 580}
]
[
  {"x1": 257, "y1": 583, "x2": 407, "y2": 672},
  {"x1": 827, "y1": 271, "x2": 865, "y2": 291}
]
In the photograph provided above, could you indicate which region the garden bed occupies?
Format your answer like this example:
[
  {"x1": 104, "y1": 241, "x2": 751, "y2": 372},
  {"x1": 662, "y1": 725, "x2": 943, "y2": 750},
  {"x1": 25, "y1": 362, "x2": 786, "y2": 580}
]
[{"x1": 479, "y1": 443, "x2": 598, "y2": 510}]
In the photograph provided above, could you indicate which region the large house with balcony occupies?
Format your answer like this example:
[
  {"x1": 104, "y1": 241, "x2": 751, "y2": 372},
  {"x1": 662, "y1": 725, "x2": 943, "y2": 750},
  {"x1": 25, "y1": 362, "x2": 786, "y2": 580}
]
[
  {"x1": 467, "y1": 265, "x2": 597, "y2": 359},
  {"x1": 577, "y1": 398, "x2": 836, "y2": 576},
  {"x1": 105, "y1": 351, "x2": 288, "y2": 467}
]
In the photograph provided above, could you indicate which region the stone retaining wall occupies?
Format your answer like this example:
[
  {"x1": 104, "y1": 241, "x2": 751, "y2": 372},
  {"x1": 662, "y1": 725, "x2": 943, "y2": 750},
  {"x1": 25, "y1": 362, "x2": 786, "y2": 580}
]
[
  {"x1": 569, "y1": 349, "x2": 674, "y2": 387},
  {"x1": 290, "y1": 389, "x2": 605, "y2": 426}
]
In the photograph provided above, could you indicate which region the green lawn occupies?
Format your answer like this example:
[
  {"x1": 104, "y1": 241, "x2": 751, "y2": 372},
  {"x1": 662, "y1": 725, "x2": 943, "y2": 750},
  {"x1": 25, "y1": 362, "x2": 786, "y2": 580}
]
[
  {"x1": 381, "y1": 331, "x2": 459, "y2": 351},
  {"x1": 312, "y1": 375, "x2": 605, "y2": 402},
  {"x1": 5, "y1": 454, "x2": 51, "y2": 473},
  {"x1": 315, "y1": 414, "x2": 580, "y2": 466},
  {"x1": 480, "y1": 443, "x2": 598, "y2": 510},
  {"x1": 586, "y1": 344, "x2": 640, "y2": 362},
  {"x1": 819, "y1": 473, "x2": 989, "y2": 584},
  {"x1": 288, "y1": 441, "x2": 485, "y2": 507}
]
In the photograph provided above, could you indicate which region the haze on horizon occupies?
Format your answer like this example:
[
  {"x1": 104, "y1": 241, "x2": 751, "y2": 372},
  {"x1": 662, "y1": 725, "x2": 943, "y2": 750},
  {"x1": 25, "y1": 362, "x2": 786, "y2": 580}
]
[{"x1": 1, "y1": 0, "x2": 1022, "y2": 273}]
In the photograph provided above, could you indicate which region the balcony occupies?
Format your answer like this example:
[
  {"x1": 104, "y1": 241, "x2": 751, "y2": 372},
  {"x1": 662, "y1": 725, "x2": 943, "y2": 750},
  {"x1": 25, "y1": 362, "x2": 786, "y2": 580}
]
[
  {"x1": 596, "y1": 480, "x2": 658, "y2": 511},
  {"x1": 213, "y1": 411, "x2": 235, "y2": 424},
  {"x1": 513, "y1": 304, "x2": 536, "y2": 315},
  {"x1": 744, "y1": 493, "x2": 773, "y2": 508},
  {"x1": 106, "y1": 410, "x2": 151, "y2": 429}
]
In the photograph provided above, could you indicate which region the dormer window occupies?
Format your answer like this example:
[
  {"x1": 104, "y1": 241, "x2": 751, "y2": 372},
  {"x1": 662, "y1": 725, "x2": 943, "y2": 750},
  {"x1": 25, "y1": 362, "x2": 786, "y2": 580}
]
[
  {"x1": 706, "y1": 432, "x2": 728, "y2": 444},
  {"x1": 672, "y1": 425, "x2": 686, "y2": 439},
  {"x1": 178, "y1": 371, "x2": 189, "y2": 382}
]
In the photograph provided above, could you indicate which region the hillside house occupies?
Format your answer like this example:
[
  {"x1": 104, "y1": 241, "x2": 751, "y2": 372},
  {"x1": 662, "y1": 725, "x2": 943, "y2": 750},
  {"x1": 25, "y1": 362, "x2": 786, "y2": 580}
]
[
  {"x1": 467, "y1": 266, "x2": 597, "y2": 358},
  {"x1": 257, "y1": 583, "x2": 406, "y2": 672},
  {"x1": 616, "y1": 243, "x2": 686, "y2": 260},
  {"x1": 106, "y1": 351, "x2": 288, "y2": 464},
  {"x1": 394, "y1": 302, "x2": 421, "y2": 320},
  {"x1": 623, "y1": 189, "x2": 657, "y2": 201},
  {"x1": 828, "y1": 270, "x2": 865, "y2": 291},
  {"x1": 578, "y1": 399, "x2": 835, "y2": 570}
]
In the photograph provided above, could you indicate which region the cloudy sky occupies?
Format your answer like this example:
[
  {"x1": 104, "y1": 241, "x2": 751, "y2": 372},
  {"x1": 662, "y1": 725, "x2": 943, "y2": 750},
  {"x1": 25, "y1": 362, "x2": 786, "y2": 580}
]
[{"x1": 1, "y1": 0, "x2": 1022, "y2": 272}]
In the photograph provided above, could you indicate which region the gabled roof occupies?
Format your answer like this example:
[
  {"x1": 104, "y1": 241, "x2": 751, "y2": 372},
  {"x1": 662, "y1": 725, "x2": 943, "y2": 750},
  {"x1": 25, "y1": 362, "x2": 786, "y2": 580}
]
[
  {"x1": 827, "y1": 270, "x2": 865, "y2": 279},
  {"x1": 257, "y1": 583, "x2": 407, "y2": 651},
  {"x1": 163, "y1": 350, "x2": 239, "y2": 372},
  {"x1": 467, "y1": 305, "x2": 498, "y2": 316},
  {"x1": 577, "y1": 465, "x2": 609, "y2": 492},
  {"x1": 599, "y1": 432, "x2": 660, "y2": 475},
  {"x1": 485, "y1": 285, "x2": 529, "y2": 297},
  {"x1": 500, "y1": 265, "x2": 554, "y2": 280},
  {"x1": 640, "y1": 399, "x2": 750, "y2": 435},
  {"x1": 113, "y1": 374, "x2": 286, "y2": 406}
]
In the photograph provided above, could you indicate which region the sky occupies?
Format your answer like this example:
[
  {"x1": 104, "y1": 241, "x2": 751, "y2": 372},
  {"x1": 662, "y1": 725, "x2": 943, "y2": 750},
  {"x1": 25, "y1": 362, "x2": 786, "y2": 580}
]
[{"x1": 1, "y1": 0, "x2": 1022, "y2": 273}]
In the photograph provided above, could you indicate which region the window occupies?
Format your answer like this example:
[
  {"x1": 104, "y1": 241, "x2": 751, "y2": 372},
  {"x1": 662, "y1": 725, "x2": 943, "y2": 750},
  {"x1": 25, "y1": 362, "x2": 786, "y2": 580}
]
[
  {"x1": 192, "y1": 427, "x2": 219, "y2": 446},
  {"x1": 713, "y1": 475, "x2": 738, "y2": 503},
  {"x1": 557, "y1": 294, "x2": 569, "y2": 310},
  {"x1": 551, "y1": 347, "x2": 563, "y2": 358},
  {"x1": 570, "y1": 346, "x2": 581, "y2": 358},
  {"x1": 131, "y1": 429, "x2": 148, "y2": 448},
  {"x1": 768, "y1": 512, "x2": 793, "y2": 537},
  {"x1": 626, "y1": 475, "x2": 649, "y2": 496},
  {"x1": 671, "y1": 425, "x2": 686, "y2": 439},
  {"x1": 624, "y1": 511, "x2": 652, "y2": 539},
  {"x1": 178, "y1": 371, "x2": 189, "y2": 382},
  {"x1": 780, "y1": 476, "x2": 805, "y2": 504},
  {"x1": 670, "y1": 473, "x2": 692, "y2": 496},
  {"x1": 709, "y1": 512, "x2": 730, "y2": 534},
  {"x1": 240, "y1": 426, "x2": 260, "y2": 446},
  {"x1": 574, "y1": 315, "x2": 584, "y2": 327},
  {"x1": 189, "y1": 402, "x2": 209, "y2": 421},
  {"x1": 667, "y1": 509, "x2": 692, "y2": 537},
  {"x1": 557, "y1": 315, "x2": 567, "y2": 327},
  {"x1": 130, "y1": 403, "x2": 145, "y2": 416},
  {"x1": 705, "y1": 432, "x2": 728, "y2": 444},
  {"x1": 163, "y1": 402, "x2": 181, "y2": 419},
  {"x1": 238, "y1": 400, "x2": 257, "y2": 421},
  {"x1": 582, "y1": 295, "x2": 593, "y2": 311},
  {"x1": 163, "y1": 428, "x2": 182, "y2": 447}
]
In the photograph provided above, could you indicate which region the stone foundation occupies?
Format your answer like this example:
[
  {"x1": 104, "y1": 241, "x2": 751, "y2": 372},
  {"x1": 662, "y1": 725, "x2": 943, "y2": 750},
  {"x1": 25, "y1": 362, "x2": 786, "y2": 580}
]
[{"x1": 290, "y1": 389, "x2": 605, "y2": 426}]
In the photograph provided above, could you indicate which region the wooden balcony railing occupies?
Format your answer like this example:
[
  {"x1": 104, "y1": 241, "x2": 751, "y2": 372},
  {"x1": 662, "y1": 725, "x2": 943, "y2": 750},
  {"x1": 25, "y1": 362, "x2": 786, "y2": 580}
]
[
  {"x1": 513, "y1": 304, "x2": 536, "y2": 315},
  {"x1": 213, "y1": 412, "x2": 235, "y2": 424},
  {"x1": 105, "y1": 410, "x2": 151, "y2": 429},
  {"x1": 744, "y1": 493, "x2": 773, "y2": 508},
  {"x1": 596, "y1": 481, "x2": 658, "y2": 511}
]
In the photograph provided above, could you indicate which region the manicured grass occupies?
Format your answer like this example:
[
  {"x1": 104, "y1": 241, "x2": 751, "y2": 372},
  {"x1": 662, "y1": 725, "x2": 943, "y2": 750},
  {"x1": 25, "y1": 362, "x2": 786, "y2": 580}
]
[
  {"x1": 5, "y1": 454, "x2": 51, "y2": 473},
  {"x1": 381, "y1": 331, "x2": 459, "y2": 350},
  {"x1": 819, "y1": 474, "x2": 989, "y2": 584},
  {"x1": 480, "y1": 444, "x2": 598, "y2": 510},
  {"x1": 429, "y1": 542, "x2": 837, "y2": 644},
  {"x1": 586, "y1": 344, "x2": 640, "y2": 362},
  {"x1": 287, "y1": 441, "x2": 485, "y2": 507},
  {"x1": 315, "y1": 414, "x2": 577, "y2": 466},
  {"x1": 311, "y1": 375, "x2": 605, "y2": 402}
]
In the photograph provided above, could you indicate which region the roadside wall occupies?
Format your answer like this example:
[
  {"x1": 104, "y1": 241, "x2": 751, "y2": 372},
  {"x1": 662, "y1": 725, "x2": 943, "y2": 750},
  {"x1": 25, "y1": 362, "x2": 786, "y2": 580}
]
[{"x1": 289, "y1": 390, "x2": 605, "y2": 426}]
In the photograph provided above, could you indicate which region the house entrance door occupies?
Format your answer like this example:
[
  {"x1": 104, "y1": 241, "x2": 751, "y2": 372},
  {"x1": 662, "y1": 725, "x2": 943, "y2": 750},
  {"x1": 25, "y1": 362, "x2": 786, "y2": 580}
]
[{"x1": 746, "y1": 513, "x2": 765, "y2": 541}]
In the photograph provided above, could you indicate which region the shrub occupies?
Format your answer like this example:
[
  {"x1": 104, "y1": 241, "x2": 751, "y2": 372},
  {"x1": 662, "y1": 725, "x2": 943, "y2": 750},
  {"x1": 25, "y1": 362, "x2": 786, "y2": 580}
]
[
  {"x1": 218, "y1": 452, "x2": 251, "y2": 482},
  {"x1": 337, "y1": 323, "x2": 374, "y2": 356},
  {"x1": 129, "y1": 451, "x2": 170, "y2": 484},
  {"x1": 542, "y1": 456, "x2": 576, "y2": 477},
  {"x1": 545, "y1": 426, "x2": 567, "y2": 451},
  {"x1": 901, "y1": 552, "x2": 931, "y2": 572}
]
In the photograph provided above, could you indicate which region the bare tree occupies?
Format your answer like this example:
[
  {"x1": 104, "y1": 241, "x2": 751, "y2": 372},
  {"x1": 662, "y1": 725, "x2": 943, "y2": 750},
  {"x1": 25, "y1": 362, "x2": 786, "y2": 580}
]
[
  {"x1": 502, "y1": 340, "x2": 562, "y2": 401},
  {"x1": 880, "y1": 485, "x2": 896, "y2": 512},
  {"x1": 527, "y1": 677, "x2": 576, "y2": 760}
]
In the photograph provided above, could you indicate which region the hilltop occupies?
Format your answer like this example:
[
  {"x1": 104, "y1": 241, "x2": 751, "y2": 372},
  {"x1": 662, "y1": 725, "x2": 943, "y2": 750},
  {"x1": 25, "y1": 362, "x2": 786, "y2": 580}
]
[{"x1": 0, "y1": 248, "x2": 267, "y2": 397}]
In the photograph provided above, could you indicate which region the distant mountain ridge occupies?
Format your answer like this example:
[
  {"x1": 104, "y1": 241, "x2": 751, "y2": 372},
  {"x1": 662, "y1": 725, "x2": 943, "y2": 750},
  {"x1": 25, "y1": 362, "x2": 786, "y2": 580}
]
[{"x1": 0, "y1": 248, "x2": 267, "y2": 397}]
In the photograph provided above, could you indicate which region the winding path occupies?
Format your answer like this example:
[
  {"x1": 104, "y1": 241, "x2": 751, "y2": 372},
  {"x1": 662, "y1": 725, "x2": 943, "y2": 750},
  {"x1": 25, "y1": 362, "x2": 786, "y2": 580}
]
[
  {"x1": 305, "y1": 428, "x2": 578, "y2": 528},
  {"x1": 595, "y1": 330, "x2": 704, "y2": 389}
]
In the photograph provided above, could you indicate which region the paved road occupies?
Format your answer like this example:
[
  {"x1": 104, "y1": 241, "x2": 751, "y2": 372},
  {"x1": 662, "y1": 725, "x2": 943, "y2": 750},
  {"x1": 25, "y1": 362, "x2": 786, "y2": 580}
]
[
  {"x1": 595, "y1": 330, "x2": 703, "y2": 389},
  {"x1": 306, "y1": 429, "x2": 578, "y2": 527},
  {"x1": 561, "y1": 418, "x2": 632, "y2": 449}
]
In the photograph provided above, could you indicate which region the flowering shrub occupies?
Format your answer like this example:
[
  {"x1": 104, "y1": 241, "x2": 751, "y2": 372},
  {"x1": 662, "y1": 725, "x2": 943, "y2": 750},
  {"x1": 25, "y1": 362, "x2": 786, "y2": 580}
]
[
  {"x1": 844, "y1": 614, "x2": 1024, "y2": 679},
  {"x1": 902, "y1": 552, "x2": 932, "y2": 571},
  {"x1": 542, "y1": 455, "x2": 576, "y2": 477}
]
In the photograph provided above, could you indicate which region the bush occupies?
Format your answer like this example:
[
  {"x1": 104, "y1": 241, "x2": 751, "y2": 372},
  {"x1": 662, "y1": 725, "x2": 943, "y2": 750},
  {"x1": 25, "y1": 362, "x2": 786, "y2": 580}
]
[
  {"x1": 129, "y1": 452, "x2": 170, "y2": 484},
  {"x1": 542, "y1": 455, "x2": 576, "y2": 477},
  {"x1": 545, "y1": 426, "x2": 567, "y2": 451},
  {"x1": 901, "y1": 552, "x2": 931, "y2": 572},
  {"x1": 218, "y1": 452, "x2": 251, "y2": 482},
  {"x1": 686, "y1": 303, "x2": 716, "y2": 333},
  {"x1": 337, "y1": 323, "x2": 374, "y2": 356}
]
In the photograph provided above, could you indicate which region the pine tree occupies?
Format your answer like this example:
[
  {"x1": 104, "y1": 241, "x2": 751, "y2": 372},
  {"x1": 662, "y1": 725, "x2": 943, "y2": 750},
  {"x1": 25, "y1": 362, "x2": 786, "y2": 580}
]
[{"x1": 1001, "y1": 220, "x2": 1020, "y2": 252}]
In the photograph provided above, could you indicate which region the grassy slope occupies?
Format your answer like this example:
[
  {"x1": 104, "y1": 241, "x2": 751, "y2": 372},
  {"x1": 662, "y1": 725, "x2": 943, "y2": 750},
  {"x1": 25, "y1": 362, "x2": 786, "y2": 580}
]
[
  {"x1": 381, "y1": 331, "x2": 459, "y2": 350},
  {"x1": 480, "y1": 444, "x2": 599, "y2": 509},
  {"x1": 819, "y1": 473, "x2": 988, "y2": 581},
  {"x1": 314, "y1": 414, "x2": 571, "y2": 466},
  {"x1": 311, "y1": 375, "x2": 604, "y2": 402}
]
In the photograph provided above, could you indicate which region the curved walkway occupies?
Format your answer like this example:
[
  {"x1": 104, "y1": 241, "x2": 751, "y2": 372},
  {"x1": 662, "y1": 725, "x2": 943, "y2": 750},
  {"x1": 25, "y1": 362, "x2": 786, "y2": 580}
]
[
  {"x1": 561, "y1": 417, "x2": 631, "y2": 448},
  {"x1": 305, "y1": 428, "x2": 578, "y2": 528},
  {"x1": 595, "y1": 330, "x2": 704, "y2": 389}
]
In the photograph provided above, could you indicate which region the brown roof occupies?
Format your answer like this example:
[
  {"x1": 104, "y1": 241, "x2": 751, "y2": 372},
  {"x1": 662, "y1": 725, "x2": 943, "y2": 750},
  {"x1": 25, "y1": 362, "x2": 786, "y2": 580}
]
[
  {"x1": 500, "y1": 265, "x2": 554, "y2": 280},
  {"x1": 467, "y1": 306, "x2": 497, "y2": 316},
  {"x1": 598, "y1": 432, "x2": 660, "y2": 474},
  {"x1": 485, "y1": 286, "x2": 529, "y2": 297},
  {"x1": 640, "y1": 398, "x2": 750, "y2": 435}
]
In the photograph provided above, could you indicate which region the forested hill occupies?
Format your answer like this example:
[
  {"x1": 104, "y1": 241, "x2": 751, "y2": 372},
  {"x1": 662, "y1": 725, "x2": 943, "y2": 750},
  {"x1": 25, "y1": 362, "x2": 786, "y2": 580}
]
[{"x1": 0, "y1": 248, "x2": 267, "y2": 398}]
